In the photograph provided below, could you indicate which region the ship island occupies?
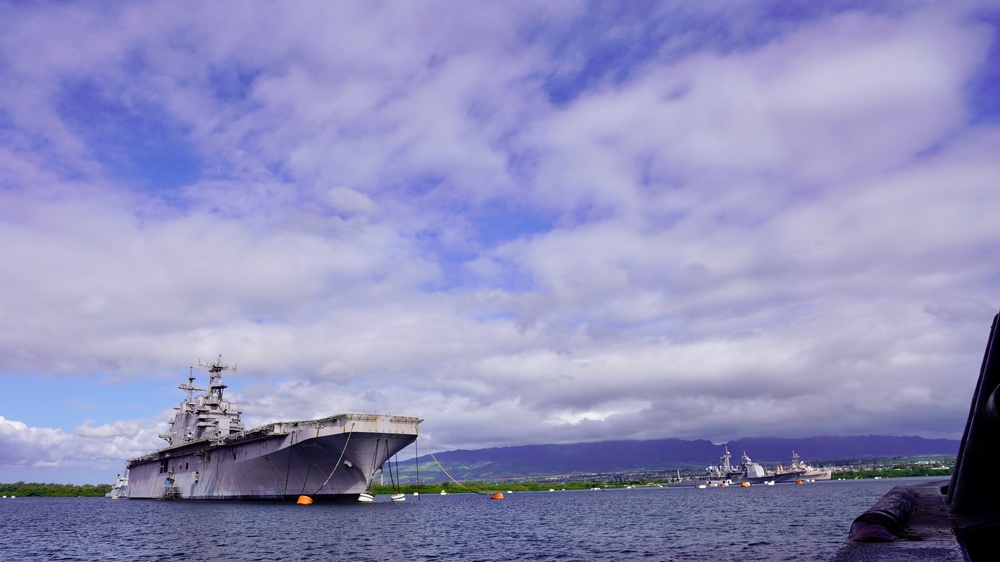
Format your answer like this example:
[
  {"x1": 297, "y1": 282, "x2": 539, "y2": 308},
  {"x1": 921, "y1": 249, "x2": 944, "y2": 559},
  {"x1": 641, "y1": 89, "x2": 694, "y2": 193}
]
[{"x1": 123, "y1": 356, "x2": 421, "y2": 502}]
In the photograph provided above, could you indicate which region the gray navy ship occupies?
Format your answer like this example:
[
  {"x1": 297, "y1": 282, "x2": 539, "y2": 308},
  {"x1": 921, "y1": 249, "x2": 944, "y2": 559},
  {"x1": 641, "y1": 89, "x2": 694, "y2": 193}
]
[
  {"x1": 125, "y1": 356, "x2": 421, "y2": 501},
  {"x1": 675, "y1": 447, "x2": 813, "y2": 487}
]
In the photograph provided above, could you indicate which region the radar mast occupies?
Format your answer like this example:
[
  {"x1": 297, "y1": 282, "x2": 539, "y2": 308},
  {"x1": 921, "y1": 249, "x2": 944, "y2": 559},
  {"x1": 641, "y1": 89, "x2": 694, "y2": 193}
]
[
  {"x1": 178, "y1": 367, "x2": 205, "y2": 405},
  {"x1": 198, "y1": 354, "x2": 236, "y2": 402}
]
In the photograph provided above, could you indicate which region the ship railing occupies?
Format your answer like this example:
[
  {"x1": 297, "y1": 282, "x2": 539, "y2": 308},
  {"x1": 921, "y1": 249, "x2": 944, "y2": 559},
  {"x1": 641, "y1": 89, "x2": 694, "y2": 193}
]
[
  {"x1": 156, "y1": 413, "x2": 425, "y2": 451},
  {"x1": 256, "y1": 412, "x2": 421, "y2": 429},
  {"x1": 213, "y1": 426, "x2": 274, "y2": 446}
]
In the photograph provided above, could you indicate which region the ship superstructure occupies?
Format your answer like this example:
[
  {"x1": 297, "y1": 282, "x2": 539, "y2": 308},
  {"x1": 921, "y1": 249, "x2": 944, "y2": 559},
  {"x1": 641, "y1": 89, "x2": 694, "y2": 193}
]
[
  {"x1": 690, "y1": 447, "x2": 807, "y2": 486},
  {"x1": 776, "y1": 451, "x2": 832, "y2": 481},
  {"x1": 125, "y1": 356, "x2": 421, "y2": 501},
  {"x1": 105, "y1": 472, "x2": 128, "y2": 499},
  {"x1": 159, "y1": 358, "x2": 245, "y2": 445}
]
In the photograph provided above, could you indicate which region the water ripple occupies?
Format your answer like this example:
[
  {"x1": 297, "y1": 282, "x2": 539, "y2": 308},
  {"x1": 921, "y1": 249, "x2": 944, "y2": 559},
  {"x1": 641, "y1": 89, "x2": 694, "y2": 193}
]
[{"x1": 0, "y1": 478, "x2": 937, "y2": 561}]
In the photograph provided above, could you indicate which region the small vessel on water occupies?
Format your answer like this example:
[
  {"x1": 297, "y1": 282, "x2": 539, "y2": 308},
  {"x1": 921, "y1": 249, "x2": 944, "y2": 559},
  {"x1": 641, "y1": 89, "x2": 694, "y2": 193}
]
[
  {"x1": 105, "y1": 472, "x2": 129, "y2": 499},
  {"x1": 124, "y1": 356, "x2": 421, "y2": 501}
]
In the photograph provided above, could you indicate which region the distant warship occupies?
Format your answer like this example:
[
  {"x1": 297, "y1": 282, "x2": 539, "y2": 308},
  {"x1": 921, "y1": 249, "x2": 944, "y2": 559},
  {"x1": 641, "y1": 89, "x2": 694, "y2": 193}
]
[
  {"x1": 676, "y1": 447, "x2": 815, "y2": 487},
  {"x1": 125, "y1": 356, "x2": 421, "y2": 501},
  {"x1": 707, "y1": 447, "x2": 806, "y2": 485},
  {"x1": 775, "y1": 451, "x2": 832, "y2": 481},
  {"x1": 105, "y1": 473, "x2": 128, "y2": 499}
]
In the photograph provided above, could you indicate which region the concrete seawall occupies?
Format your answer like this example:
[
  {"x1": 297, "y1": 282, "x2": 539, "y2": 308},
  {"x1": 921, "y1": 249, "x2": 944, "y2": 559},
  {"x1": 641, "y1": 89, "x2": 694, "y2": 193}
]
[{"x1": 832, "y1": 480, "x2": 967, "y2": 561}]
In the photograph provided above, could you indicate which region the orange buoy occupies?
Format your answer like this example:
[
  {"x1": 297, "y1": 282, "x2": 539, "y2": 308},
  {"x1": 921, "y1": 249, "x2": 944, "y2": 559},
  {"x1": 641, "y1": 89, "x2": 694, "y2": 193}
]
[
  {"x1": 296, "y1": 495, "x2": 314, "y2": 504},
  {"x1": 740, "y1": 482, "x2": 750, "y2": 487},
  {"x1": 795, "y1": 480, "x2": 804, "y2": 485},
  {"x1": 490, "y1": 492, "x2": 504, "y2": 500}
]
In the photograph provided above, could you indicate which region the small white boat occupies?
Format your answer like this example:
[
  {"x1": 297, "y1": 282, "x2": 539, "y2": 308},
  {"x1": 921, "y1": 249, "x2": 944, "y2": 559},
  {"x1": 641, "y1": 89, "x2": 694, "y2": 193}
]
[
  {"x1": 390, "y1": 493, "x2": 406, "y2": 502},
  {"x1": 440, "y1": 490, "x2": 449, "y2": 495},
  {"x1": 358, "y1": 492, "x2": 375, "y2": 503},
  {"x1": 106, "y1": 473, "x2": 129, "y2": 499},
  {"x1": 764, "y1": 480, "x2": 775, "y2": 486}
]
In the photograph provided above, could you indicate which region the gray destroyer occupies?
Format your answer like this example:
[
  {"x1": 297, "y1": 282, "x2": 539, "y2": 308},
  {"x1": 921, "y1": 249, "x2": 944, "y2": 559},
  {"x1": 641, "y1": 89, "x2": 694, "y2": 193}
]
[
  {"x1": 677, "y1": 447, "x2": 808, "y2": 487},
  {"x1": 125, "y1": 356, "x2": 421, "y2": 501}
]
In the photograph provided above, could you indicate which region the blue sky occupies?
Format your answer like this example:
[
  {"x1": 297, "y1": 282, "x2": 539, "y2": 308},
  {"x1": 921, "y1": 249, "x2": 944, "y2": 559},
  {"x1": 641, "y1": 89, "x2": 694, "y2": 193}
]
[{"x1": 2, "y1": 0, "x2": 1000, "y2": 484}]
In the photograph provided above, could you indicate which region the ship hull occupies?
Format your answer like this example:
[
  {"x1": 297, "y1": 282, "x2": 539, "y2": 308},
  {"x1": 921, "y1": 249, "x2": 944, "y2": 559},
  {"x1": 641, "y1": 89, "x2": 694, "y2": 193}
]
[
  {"x1": 126, "y1": 414, "x2": 419, "y2": 501},
  {"x1": 802, "y1": 469, "x2": 832, "y2": 481},
  {"x1": 679, "y1": 470, "x2": 806, "y2": 487},
  {"x1": 743, "y1": 471, "x2": 805, "y2": 484}
]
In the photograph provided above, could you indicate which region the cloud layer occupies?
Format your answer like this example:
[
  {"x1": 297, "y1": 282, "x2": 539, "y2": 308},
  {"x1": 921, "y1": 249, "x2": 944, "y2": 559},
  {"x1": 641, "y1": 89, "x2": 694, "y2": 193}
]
[{"x1": 1, "y1": 1, "x2": 998, "y2": 482}]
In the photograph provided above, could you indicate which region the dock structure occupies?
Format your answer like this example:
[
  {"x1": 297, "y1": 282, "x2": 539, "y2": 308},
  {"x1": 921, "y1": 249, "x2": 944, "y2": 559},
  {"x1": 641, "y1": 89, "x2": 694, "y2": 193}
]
[{"x1": 834, "y1": 309, "x2": 1000, "y2": 562}]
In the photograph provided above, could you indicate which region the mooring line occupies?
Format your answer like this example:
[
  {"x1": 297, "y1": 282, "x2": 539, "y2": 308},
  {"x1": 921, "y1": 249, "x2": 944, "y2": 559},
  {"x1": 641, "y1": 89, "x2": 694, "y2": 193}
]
[
  {"x1": 311, "y1": 423, "x2": 355, "y2": 495},
  {"x1": 418, "y1": 433, "x2": 491, "y2": 496}
]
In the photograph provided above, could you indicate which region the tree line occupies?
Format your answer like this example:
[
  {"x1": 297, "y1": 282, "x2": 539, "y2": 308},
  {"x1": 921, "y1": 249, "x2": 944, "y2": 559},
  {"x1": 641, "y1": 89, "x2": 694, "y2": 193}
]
[
  {"x1": 833, "y1": 464, "x2": 952, "y2": 480},
  {"x1": 0, "y1": 482, "x2": 113, "y2": 497}
]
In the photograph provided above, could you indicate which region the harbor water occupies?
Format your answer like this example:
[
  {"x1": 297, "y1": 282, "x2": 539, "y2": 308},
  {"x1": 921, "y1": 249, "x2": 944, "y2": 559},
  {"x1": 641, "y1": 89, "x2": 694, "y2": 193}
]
[{"x1": 0, "y1": 477, "x2": 940, "y2": 561}]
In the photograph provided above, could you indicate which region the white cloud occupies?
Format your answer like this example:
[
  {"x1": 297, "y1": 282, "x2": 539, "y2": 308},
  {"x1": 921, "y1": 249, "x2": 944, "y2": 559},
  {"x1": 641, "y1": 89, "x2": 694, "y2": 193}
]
[
  {"x1": 0, "y1": 1, "x2": 998, "y2": 482},
  {"x1": 0, "y1": 416, "x2": 163, "y2": 473}
]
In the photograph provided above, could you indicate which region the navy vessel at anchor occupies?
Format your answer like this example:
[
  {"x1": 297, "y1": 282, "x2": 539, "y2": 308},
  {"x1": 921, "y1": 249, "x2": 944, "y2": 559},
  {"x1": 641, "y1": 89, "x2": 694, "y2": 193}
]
[{"x1": 124, "y1": 356, "x2": 421, "y2": 501}]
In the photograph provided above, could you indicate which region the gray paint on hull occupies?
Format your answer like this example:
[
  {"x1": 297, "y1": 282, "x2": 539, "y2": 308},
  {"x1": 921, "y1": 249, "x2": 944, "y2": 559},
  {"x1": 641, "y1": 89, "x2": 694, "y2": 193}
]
[{"x1": 126, "y1": 416, "x2": 419, "y2": 500}]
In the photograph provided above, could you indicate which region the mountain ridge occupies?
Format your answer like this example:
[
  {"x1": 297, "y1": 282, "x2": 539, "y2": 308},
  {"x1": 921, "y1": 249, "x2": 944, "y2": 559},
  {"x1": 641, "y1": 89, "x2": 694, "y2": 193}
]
[{"x1": 405, "y1": 435, "x2": 958, "y2": 481}]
